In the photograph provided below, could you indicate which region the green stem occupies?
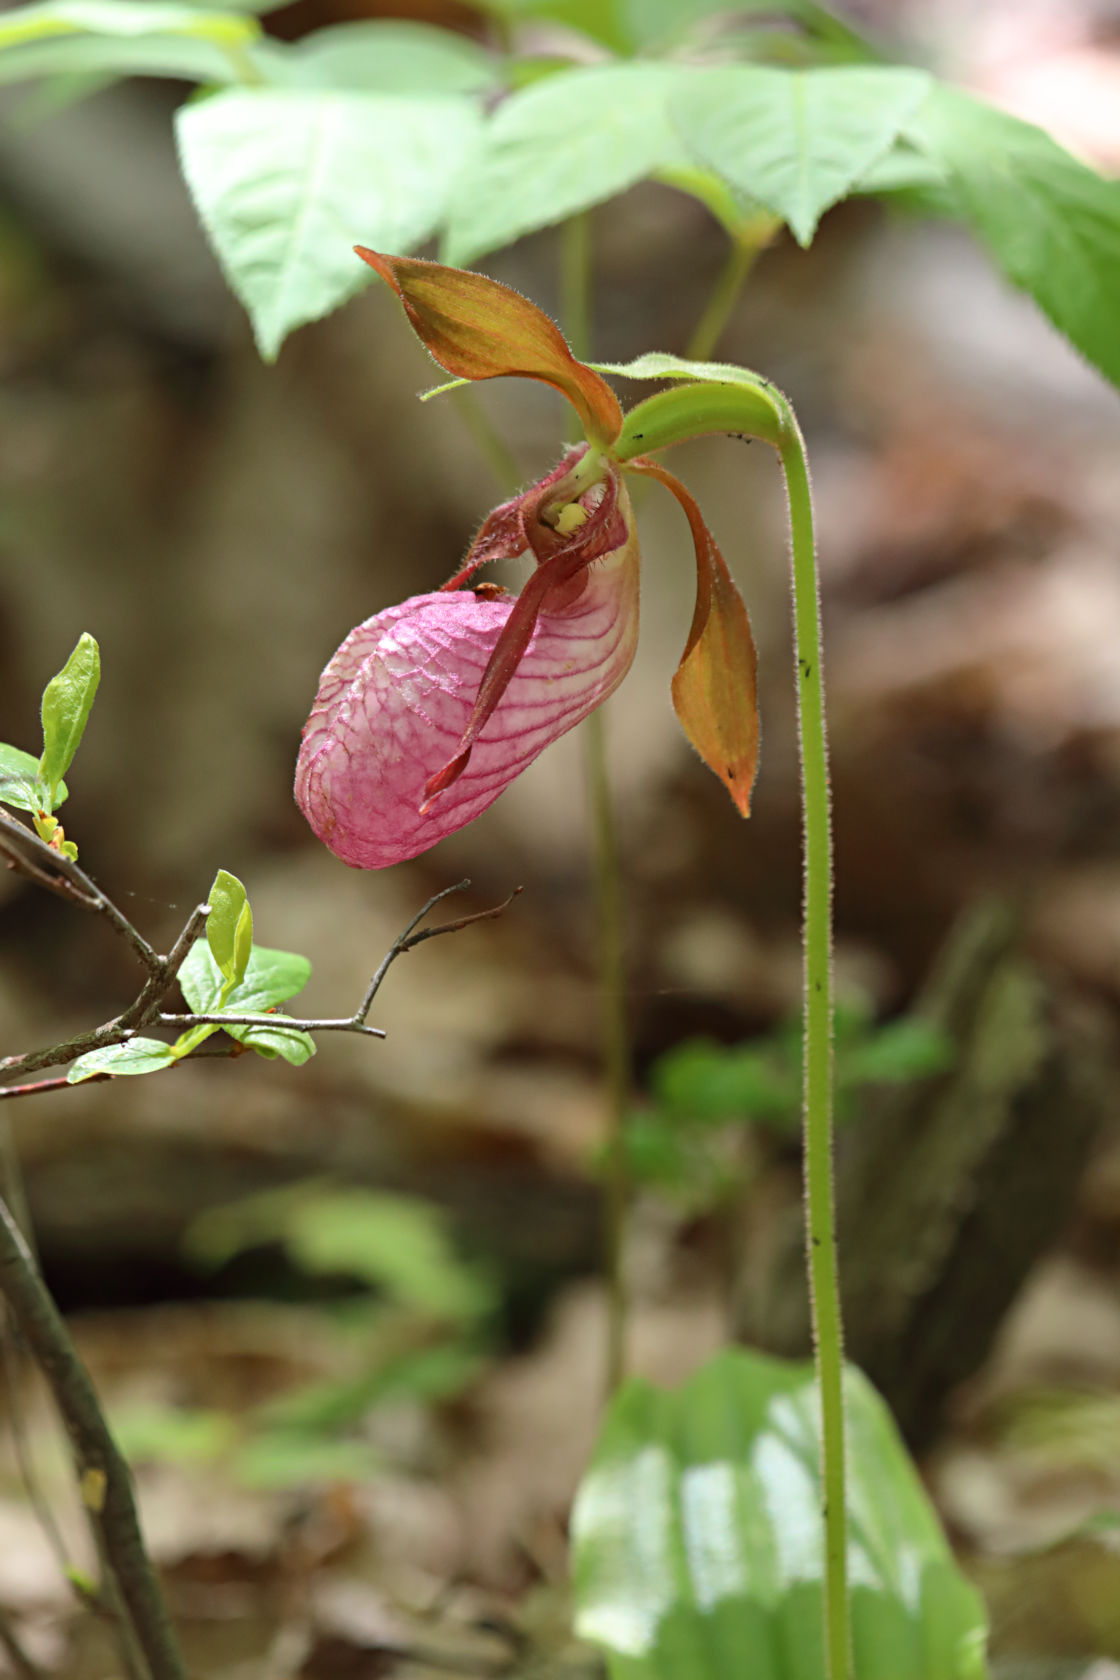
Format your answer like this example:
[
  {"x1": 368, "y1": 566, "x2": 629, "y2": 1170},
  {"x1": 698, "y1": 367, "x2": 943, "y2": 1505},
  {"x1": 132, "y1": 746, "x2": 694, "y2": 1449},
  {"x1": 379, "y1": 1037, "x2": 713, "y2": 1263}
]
[
  {"x1": 560, "y1": 209, "x2": 631, "y2": 1394},
  {"x1": 586, "y1": 707, "x2": 630, "y2": 1394},
  {"x1": 615, "y1": 380, "x2": 847, "y2": 1676},
  {"x1": 775, "y1": 400, "x2": 849, "y2": 1680},
  {"x1": 453, "y1": 387, "x2": 526, "y2": 493},
  {"x1": 560, "y1": 213, "x2": 593, "y2": 370},
  {"x1": 685, "y1": 238, "x2": 755, "y2": 363}
]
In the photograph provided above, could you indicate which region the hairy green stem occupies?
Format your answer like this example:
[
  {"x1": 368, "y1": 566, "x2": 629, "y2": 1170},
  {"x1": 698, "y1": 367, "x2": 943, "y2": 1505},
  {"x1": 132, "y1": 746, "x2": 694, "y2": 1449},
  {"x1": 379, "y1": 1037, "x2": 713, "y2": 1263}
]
[
  {"x1": 561, "y1": 211, "x2": 632, "y2": 1394},
  {"x1": 616, "y1": 377, "x2": 847, "y2": 1675},
  {"x1": 775, "y1": 399, "x2": 848, "y2": 1680}
]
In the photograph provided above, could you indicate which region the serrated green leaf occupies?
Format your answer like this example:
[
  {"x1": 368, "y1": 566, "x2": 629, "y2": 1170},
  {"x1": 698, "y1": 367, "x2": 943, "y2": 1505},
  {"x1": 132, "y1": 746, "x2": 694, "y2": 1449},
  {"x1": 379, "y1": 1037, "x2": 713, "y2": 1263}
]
[
  {"x1": 671, "y1": 65, "x2": 931, "y2": 245},
  {"x1": 572, "y1": 1349, "x2": 989, "y2": 1679},
  {"x1": 179, "y1": 939, "x2": 310, "y2": 1015},
  {"x1": 0, "y1": 743, "x2": 66, "y2": 812},
  {"x1": 254, "y1": 21, "x2": 498, "y2": 95},
  {"x1": 67, "y1": 1038, "x2": 176, "y2": 1082},
  {"x1": 908, "y1": 86, "x2": 1120, "y2": 392},
  {"x1": 443, "y1": 63, "x2": 687, "y2": 267},
  {"x1": 205, "y1": 868, "x2": 248, "y2": 980},
  {"x1": 176, "y1": 89, "x2": 482, "y2": 359},
  {"x1": 39, "y1": 632, "x2": 99, "y2": 801}
]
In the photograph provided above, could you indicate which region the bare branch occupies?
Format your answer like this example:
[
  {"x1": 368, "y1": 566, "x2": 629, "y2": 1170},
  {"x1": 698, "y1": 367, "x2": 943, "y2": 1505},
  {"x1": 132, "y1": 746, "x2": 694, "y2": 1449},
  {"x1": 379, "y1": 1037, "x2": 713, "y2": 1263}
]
[
  {"x1": 357, "y1": 880, "x2": 521, "y2": 1022},
  {"x1": 0, "y1": 1193, "x2": 188, "y2": 1680},
  {"x1": 158, "y1": 1013, "x2": 386, "y2": 1039},
  {"x1": 0, "y1": 810, "x2": 160, "y2": 976}
]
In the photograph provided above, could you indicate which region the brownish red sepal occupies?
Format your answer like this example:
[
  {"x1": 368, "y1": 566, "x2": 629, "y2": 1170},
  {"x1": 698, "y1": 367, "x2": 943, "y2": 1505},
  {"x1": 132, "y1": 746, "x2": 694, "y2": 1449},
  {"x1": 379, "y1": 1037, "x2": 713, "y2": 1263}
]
[
  {"x1": 421, "y1": 463, "x2": 630, "y2": 805},
  {"x1": 630, "y1": 457, "x2": 759, "y2": 816},
  {"x1": 355, "y1": 248, "x2": 623, "y2": 448}
]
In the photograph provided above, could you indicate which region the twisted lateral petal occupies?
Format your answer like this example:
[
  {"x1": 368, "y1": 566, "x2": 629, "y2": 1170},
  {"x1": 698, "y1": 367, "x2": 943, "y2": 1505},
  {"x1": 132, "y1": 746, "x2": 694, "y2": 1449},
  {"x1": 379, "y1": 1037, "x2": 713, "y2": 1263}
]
[{"x1": 295, "y1": 530, "x2": 640, "y2": 870}]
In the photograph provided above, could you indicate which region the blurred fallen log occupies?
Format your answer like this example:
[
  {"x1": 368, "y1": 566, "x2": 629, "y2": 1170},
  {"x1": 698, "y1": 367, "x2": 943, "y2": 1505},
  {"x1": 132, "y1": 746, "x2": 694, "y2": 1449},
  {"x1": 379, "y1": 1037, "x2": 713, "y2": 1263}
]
[{"x1": 740, "y1": 899, "x2": 1114, "y2": 1447}]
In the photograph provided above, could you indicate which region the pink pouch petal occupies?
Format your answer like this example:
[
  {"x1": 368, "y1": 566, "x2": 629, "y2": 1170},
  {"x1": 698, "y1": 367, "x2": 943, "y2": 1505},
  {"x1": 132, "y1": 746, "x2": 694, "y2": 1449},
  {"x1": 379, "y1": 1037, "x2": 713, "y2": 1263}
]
[{"x1": 295, "y1": 517, "x2": 639, "y2": 870}]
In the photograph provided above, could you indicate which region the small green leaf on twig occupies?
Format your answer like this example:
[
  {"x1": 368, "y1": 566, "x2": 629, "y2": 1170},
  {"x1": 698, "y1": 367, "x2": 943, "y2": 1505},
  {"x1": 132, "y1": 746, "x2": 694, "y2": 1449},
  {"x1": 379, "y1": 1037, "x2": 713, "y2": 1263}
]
[
  {"x1": 205, "y1": 868, "x2": 252, "y2": 984},
  {"x1": 39, "y1": 632, "x2": 99, "y2": 807},
  {"x1": 67, "y1": 1039, "x2": 176, "y2": 1082}
]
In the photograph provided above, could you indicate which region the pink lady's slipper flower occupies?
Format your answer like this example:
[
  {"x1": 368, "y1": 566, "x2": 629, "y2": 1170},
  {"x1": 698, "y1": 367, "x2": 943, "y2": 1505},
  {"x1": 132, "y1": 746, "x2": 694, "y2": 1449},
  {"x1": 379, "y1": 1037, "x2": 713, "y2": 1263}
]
[{"x1": 295, "y1": 251, "x2": 759, "y2": 869}]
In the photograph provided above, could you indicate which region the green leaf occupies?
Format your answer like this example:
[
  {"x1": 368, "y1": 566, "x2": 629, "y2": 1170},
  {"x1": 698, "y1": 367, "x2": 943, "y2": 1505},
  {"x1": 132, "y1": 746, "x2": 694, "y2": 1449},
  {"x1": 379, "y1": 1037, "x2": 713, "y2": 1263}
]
[
  {"x1": 844, "y1": 1019, "x2": 954, "y2": 1086},
  {"x1": 39, "y1": 632, "x2": 99, "y2": 802},
  {"x1": 0, "y1": 0, "x2": 257, "y2": 84},
  {"x1": 0, "y1": 743, "x2": 65, "y2": 812},
  {"x1": 572, "y1": 1349, "x2": 989, "y2": 1679},
  {"x1": 287, "y1": 1190, "x2": 492, "y2": 1323},
  {"x1": 442, "y1": 63, "x2": 687, "y2": 267},
  {"x1": 232, "y1": 1431, "x2": 380, "y2": 1490},
  {"x1": 179, "y1": 938, "x2": 310, "y2": 1015},
  {"x1": 595, "y1": 351, "x2": 779, "y2": 391},
  {"x1": 671, "y1": 65, "x2": 931, "y2": 245},
  {"x1": 908, "y1": 86, "x2": 1120, "y2": 392},
  {"x1": 204, "y1": 867, "x2": 249, "y2": 981},
  {"x1": 176, "y1": 88, "x2": 482, "y2": 359},
  {"x1": 471, "y1": 0, "x2": 632, "y2": 55},
  {"x1": 652, "y1": 1038, "x2": 797, "y2": 1129},
  {"x1": 254, "y1": 21, "x2": 498, "y2": 96},
  {"x1": 0, "y1": 0, "x2": 255, "y2": 47},
  {"x1": 67, "y1": 1038, "x2": 176, "y2": 1082},
  {"x1": 178, "y1": 938, "x2": 314, "y2": 1063},
  {"x1": 112, "y1": 1403, "x2": 235, "y2": 1465}
]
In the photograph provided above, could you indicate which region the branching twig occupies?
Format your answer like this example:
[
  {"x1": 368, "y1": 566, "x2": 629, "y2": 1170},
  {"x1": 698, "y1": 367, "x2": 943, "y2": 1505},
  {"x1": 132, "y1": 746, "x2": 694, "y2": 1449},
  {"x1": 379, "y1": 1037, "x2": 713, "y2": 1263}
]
[{"x1": 0, "y1": 1192, "x2": 188, "y2": 1680}]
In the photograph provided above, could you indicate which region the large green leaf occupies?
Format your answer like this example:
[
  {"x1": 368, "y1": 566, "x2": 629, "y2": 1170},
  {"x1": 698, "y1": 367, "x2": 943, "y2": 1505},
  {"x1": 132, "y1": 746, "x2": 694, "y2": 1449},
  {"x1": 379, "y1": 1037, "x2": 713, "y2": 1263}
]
[
  {"x1": 253, "y1": 21, "x2": 499, "y2": 96},
  {"x1": 176, "y1": 88, "x2": 481, "y2": 359},
  {"x1": 671, "y1": 64, "x2": 931, "y2": 246},
  {"x1": 572, "y1": 1349, "x2": 988, "y2": 1679},
  {"x1": 908, "y1": 86, "x2": 1120, "y2": 392},
  {"x1": 442, "y1": 62, "x2": 687, "y2": 266},
  {"x1": 0, "y1": 0, "x2": 256, "y2": 84}
]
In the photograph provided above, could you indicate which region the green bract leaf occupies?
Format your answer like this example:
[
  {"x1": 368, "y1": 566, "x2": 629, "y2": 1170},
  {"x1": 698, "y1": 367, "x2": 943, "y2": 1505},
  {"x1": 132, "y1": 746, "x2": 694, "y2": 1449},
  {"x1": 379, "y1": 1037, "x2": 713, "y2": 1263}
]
[
  {"x1": 176, "y1": 89, "x2": 482, "y2": 360},
  {"x1": 908, "y1": 87, "x2": 1120, "y2": 392},
  {"x1": 67, "y1": 1038, "x2": 176, "y2": 1082},
  {"x1": 178, "y1": 939, "x2": 314, "y2": 1063},
  {"x1": 572, "y1": 1349, "x2": 989, "y2": 1679},
  {"x1": 0, "y1": 743, "x2": 66, "y2": 813},
  {"x1": 254, "y1": 21, "x2": 498, "y2": 96},
  {"x1": 671, "y1": 65, "x2": 931, "y2": 245},
  {"x1": 39, "y1": 632, "x2": 99, "y2": 803},
  {"x1": 443, "y1": 63, "x2": 687, "y2": 267}
]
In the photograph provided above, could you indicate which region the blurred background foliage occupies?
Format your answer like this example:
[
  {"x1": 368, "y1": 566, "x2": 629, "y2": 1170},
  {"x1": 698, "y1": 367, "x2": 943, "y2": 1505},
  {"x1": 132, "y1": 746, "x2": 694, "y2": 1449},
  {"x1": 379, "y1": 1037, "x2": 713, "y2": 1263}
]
[{"x1": 3, "y1": 0, "x2": 1120, "y2": 1675}]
